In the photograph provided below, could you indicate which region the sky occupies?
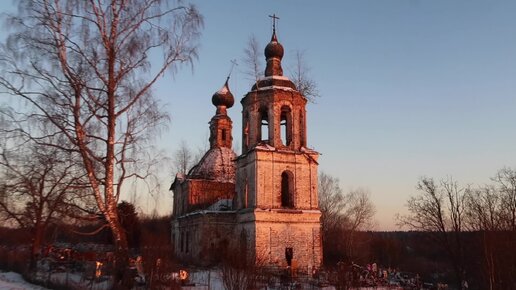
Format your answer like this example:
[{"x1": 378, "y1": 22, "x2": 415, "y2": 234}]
[{"x1": 2, "y1": 1, "x2": 516, "y2": 230}]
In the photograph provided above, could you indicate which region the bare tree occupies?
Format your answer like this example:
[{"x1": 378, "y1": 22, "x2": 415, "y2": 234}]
[
  {"x1": 241, "y1": 34, "x2": 262, "y2": 87},
  {"x1": 0, "y1": 0, "x2": 202, "y2": 286},
  {"x1": 318, "y1": 172, "x2": 375, "y2": 263},
  {"x1": 465, "y1": 185, "x2": 500, "y2": 290},
  {"x1": 465, "y1": 185, "x2": 503, "y2": 231},
  {"x1": 464, "y1": 168, "x2": 516, "y2": 290},
  {"x1": 492, "y1": 167, "x2": 516, "y2": 231},
  {"x1": 289, "y1": 50, "x2": 320, "y2": 103},
  {"x1": 398, "y1": 177, "x2": 467, "y2": 288},
  {"x1": 0, "y1": 124, "x2": 89, "y2": 271},
  {"x1": 173, "y1": 140, "x2": 194, "y2": 176},
  {"x1": 340, "y1": 188, "x2": 375, "y2": 261},
  {"x1": 318, "y1": 172, "x2": 345, "y2": 234},
  {"x1": 342, "y1": 188, "x2": 376, "y2": 232},
  {"x1": 491, "y1": 168, "x2": 516, "y2": 289},
  {"x1": 220, "y1": 244, "x2": 267, "y2": 290}
]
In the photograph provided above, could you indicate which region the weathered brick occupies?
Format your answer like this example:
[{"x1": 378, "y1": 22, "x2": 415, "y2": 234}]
[{"x1": 171, "y1": 30, "x2": 323, "y2": 270}]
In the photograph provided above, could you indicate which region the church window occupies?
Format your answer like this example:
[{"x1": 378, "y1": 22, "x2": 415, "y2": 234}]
[
  {"x1": 281, "y1": 171, "x2": 294, "y2": 208},
  {"x1": 222, "y1": 129, "x2": 227, "y2": 142},
  {"x1": 259, "y1": 108, "x2": 269, "y2": 142},
  {"x1": 280, "y1": 106, "x2": 292, "y2": 146}
]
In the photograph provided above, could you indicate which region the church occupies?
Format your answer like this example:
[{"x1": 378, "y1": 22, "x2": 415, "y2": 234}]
[{"x1": 171, "y1": 22, "x2": 322, "y2": 271}]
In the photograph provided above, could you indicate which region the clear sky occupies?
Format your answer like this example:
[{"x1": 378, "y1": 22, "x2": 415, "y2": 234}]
[{"x1": 2, "y1": 1, "x2": 516, "y2": 230}]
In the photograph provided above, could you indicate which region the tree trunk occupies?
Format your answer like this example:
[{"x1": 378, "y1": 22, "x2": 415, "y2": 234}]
[
  {"x1": 111, "y1": 216, "x2": 132, "y2": 290},
  {"x1": 29, "y1": 225, "x2": 44, "y2": 273}
]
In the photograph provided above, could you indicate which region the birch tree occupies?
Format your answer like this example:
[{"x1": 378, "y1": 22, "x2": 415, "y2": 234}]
[{"x1": 0, "y1": 0, "x2": 202, "y2": 286}]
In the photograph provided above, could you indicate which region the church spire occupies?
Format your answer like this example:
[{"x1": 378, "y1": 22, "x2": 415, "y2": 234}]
[{"x1": 264, "y1": 14, "x2": 284, "y2": 76}]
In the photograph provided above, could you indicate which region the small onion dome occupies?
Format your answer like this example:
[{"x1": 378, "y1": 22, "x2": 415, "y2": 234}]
[
  {"x1": 264, "y1": 32, "x2": 284, "y2": 59},
  {"x1": 211, "y1": 78, "x2": 234, "y2": 108}
]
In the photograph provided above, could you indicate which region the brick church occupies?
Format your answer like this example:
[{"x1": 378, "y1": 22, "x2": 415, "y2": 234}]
[{"x1": 171, "y1": 23, "x2": 322, "y2": 270}]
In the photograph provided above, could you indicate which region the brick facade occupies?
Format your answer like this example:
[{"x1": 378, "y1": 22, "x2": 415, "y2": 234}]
[{"x1": 171, "y1": 29, "x2": 322, "y2": 270}]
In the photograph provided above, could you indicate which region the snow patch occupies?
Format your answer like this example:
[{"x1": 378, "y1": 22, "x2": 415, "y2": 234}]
[
  {"x1": 300, "y1": 146, "x2": 319, "y2": 154},
  {"x1": 0, "y1": 272, "x2": 51, "y2": 290},
  {"x1": 216, "y1": 85, "x2": 229, "y2": 94},
  {"x1": 257, "y1": 85, "x2": 296, "y2": 92},
  {"x1": 257, "y1": 75, "x2": 290, "y2": 81},
  {"x1": 206, "y1": 199, "x2": 233, "y2": 211},
  {"x1": 255, "y1": 143, "x2": 276, "y2": 151}
]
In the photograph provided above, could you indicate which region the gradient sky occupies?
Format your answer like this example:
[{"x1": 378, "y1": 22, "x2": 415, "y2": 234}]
[{"x1": 2, "y1": 1, "x2": 516, "y2": 230}]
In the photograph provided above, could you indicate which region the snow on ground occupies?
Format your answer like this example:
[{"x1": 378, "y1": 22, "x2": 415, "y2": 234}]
[
  {"x1": 0, "y1": 272, "x2": 50, "y2": 290},
  {"x1": 0, "y1": 270, "x2": 399, "y2": 290}
]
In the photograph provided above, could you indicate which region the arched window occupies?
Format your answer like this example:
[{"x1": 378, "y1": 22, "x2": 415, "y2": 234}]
[
  {"x1": 259, "y1": 108, "x2": 269, "y2": 142},
  {"x1": 281, "y1": 171, "x2": 294, "y2": 208},
  {"x1": 280, "y1": 106, "x2": 292, "y2": 146}
]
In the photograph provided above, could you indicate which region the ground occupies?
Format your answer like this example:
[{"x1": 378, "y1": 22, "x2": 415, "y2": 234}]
[
  {"x1": 0, "y1": 272, "x2": 50, "y2": 290},
  {"x1": 0, "y1": 269, "x2": 405, "y2": 290}
]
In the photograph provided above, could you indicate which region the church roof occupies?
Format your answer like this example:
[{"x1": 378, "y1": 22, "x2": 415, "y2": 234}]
[{"x1": 187, "y1": 147, "x2": 236, "y2": 183}]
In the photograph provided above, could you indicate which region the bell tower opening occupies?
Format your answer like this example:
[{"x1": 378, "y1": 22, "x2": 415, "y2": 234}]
[
  {"x1": 281, "y1": 171, "x2": 294, "y2": 208},
  {"x1": 259, "y1": 108, "x2": 269, "y2": 142},
  {"x1": 280, "y1": 106, "x2": 292, "y2": 146}
]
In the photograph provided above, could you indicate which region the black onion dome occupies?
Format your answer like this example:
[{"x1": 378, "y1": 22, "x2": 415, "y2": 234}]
[
  {"x1": 264, "y1": 32, "x2": 284, "y2": 59},
  {"x1": 211, "y1": 78, "x2": 234, "y2": 108}
]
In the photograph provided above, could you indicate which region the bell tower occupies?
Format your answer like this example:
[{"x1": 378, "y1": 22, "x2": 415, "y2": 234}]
[{"x1": 235, "y1": 19, "x2": 322, "y2": 269}]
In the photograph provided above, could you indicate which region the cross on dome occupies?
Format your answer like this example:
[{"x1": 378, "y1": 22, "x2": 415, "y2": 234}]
[{"x1": 268, "y1": 14, "x2": 280, "y2": 34}]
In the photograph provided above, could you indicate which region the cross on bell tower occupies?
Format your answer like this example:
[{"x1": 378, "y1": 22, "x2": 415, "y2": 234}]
[{"x1": 269, "y1": 14, "x2": 280, "y2": 34}]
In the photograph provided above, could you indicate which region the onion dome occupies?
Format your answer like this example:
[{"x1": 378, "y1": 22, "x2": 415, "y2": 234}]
[
  {"x1": 264, "y1": 32, "x2": 284, "y2": 60},
  {"x1": 211, "y1": 78, "x2": 234, "y2": 108}
]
